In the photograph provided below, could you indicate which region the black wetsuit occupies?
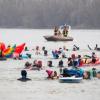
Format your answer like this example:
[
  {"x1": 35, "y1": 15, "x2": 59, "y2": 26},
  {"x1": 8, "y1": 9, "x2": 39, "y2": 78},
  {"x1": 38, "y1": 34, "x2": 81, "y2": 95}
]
[{"x1": 17, "y1": 77, "x2": 31, "y2": 82}]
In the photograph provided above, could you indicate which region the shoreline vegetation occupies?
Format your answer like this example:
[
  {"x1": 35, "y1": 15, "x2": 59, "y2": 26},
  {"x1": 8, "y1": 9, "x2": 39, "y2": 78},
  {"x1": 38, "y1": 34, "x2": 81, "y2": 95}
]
[
  {"x1": 0, "y1": 0, "x2": 100, "y2": 29},
  {"x1": 0, "y1": 27, "x2": 100, "y2": 30}
]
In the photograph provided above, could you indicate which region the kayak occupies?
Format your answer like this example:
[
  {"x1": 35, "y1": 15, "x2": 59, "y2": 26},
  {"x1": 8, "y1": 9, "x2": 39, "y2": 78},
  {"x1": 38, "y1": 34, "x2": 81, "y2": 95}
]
[
  {"x1": 59, "y1": 76, "x2": 83, "y2": 83},
  {"x1": 44, "y1": 35, "x2": 73, "y2": 41}
]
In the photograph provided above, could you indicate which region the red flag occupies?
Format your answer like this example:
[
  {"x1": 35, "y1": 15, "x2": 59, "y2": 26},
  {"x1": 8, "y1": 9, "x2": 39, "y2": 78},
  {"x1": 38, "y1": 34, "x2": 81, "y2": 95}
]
[{"x1": 0, "y1": 42, "x2": 6, "y2": 51}]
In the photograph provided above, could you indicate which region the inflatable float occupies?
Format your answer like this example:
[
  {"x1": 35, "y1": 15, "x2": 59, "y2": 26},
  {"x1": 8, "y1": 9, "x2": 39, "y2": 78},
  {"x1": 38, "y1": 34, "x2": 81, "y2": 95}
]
[
  {"x1": 79, "y1": 57, "x2": 100, "y2": 67},
  {"x1": 44, "y1": 35, "x2": 73, "y2": 41},
  {"x1": 59, "y1": 76, "x2": 83, "y2": 83},
  {"x1": 82, "y1": 61, "x2": 100, "y2": 67}
]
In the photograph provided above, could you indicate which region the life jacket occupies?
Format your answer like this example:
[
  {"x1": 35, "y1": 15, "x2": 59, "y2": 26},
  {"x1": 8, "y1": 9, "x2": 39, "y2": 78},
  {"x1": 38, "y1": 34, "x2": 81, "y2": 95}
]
[
  {"x1": 54, "y1": 30, "x2": 58, "y2": 35},
  {"x1": 63, "y1": 30, "x2": 68, "y2": 37}
]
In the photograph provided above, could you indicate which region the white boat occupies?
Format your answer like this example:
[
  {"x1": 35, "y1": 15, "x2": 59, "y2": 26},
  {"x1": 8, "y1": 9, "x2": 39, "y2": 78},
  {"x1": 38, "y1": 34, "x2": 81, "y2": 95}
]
[{"x1": 59, "y1": 76, "x2": 83, "y2": 83}]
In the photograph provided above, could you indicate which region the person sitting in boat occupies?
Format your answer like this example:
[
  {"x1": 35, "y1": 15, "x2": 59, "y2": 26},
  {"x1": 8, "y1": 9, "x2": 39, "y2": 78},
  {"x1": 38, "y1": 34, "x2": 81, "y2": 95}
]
[
  {"x1": 62, "y1": 25, "x2": 68, "y2": 37},
  {"x1": 54, "y1": 26, "x2": 62, "y2": 37}
]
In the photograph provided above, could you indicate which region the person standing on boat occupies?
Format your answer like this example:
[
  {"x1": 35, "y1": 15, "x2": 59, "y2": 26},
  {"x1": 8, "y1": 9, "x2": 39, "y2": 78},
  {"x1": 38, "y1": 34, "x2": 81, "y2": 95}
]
[
  {"x1": 54, "y1": 26, "x2": 62, "y2": 36},
  {"x1": 62, "y1": 25, "x2": 68, "y2": 37}
]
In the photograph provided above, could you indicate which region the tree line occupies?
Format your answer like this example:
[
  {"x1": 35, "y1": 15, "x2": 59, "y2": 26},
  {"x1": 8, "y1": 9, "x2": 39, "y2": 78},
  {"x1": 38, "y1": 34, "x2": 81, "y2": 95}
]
[{"x1": 0, "y1": 0, "x2": 100, "y2": 29}]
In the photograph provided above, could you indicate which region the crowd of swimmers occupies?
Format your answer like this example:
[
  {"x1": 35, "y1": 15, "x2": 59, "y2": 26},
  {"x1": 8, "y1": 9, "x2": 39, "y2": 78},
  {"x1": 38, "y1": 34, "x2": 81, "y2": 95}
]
[
  {"x1": 1, "y1": 44, "x2": 100, "y2": 82},
  {"x1": 20, "y1": 50, "x2": 100, "y2": 82},
  {"x1": 24, "y1": 44, "x2": 99, "y2": 59},
  {"x1": 0, "y1": 43, "x2": 99, "y2": 60},
  {"x1": 10, "y1": 45, "x2": 100, "y2": 71}
]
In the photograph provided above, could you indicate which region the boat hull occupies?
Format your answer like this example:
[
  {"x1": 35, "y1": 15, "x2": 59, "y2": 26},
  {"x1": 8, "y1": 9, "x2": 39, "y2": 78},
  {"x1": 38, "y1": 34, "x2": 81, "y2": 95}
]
[{"x1": 44, "y1": 36, "x2": 73, "y2": 41}]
